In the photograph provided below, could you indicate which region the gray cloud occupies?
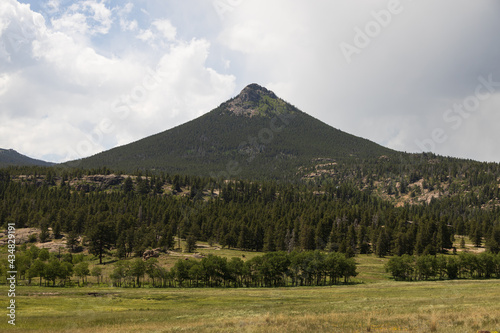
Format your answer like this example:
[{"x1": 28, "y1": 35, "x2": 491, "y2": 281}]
[
  {"x1": 219, "y1": 0, "x2": 500, "y2": 162},
  {"x1": 2, "y1": 0, "x2": 500, "y2": 163}
]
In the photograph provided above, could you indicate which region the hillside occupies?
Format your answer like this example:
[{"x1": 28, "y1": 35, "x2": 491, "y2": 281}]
[
  {"x1": 0, "y1": 148, "x2": 54, "y2": 168},
  {"x1": 69, "y1": 84, "x2": 395, "y2": 180}
]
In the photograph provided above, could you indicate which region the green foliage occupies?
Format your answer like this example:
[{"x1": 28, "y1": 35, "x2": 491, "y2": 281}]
[
  {"x1": 129, "y1": 258, "x2": 146, "y2": 287},
  {"x1": 123, "y1": 176, "x2": 134, "y2": 194},
  {"x1": 164, "y1": 251, "x2": 357, "y2": 288},
  {"x1": 386, "y1": 252, "x2": 500, "y2": 281},
  {"x1": 90, "y1": 266, "x2": 102, "y2": 284},
  {"x1": 2, "y1": 163, "x2": 500, "y2": 271},
  {"x1": 87, "y1": 222, "x2": 115, "y2": 264},
  {"x1": 38, "y1": 249, "x2": 50, "y2": 261},
  {"x1": 486, "y1": 226, "x2": 500, "y2": 254},
  {"x1": 185, "y1": 234, "x2": 197, "y2": 253},
  {"x1": 74, "y1": 262, "x2": 90, "y2": 285},
  {"x1": 39, "y1": 223, "x2": 50, "y2": 243}
]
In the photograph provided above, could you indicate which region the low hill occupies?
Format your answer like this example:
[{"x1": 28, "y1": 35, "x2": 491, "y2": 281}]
[{"x1": 0, "y1": 148, "x2": 54, "y2": 168}]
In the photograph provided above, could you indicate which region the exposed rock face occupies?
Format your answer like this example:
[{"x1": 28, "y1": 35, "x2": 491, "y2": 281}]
[
  {"x1": 143, "y1": 248, "x2": 161, "y2": 260},
  {"x1": 238, "y1": 84, "x2": 278, "y2": 102},
  {"x1": 226, "y1": 83, "x2": 279, "y2": 117},
  {"x1": 71, "y1": 174, "x2": 124, "y2": 192}
]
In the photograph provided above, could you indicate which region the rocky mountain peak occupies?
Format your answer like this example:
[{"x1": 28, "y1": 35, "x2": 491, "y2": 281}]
[
  {"x1": 225, "y1": 84, "x2": 285, "y2": 117},
  {"x1": 237, "y1": 83, "x2": 278, "y2": 102}
]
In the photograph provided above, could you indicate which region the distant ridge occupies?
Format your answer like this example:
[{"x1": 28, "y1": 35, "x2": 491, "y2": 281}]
[
  {"x1": 0, "y1": 148, "x2": 54, "y2": 168},
  {"x1": 69, "y1": 84, "x2": 395, "y2": 180}
]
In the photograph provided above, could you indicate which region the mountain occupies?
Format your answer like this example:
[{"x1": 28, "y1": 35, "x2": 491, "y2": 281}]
[
  {"x1": 0, "y1": 148, "x2": 54, "y2": 168},
  {"x1": 70, "y1": 84, "x2": 395, "y2": 180}
]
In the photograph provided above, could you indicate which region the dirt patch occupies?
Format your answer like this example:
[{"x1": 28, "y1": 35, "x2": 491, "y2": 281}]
[
  {"x1": 0, "y1": 227, "x2": 39, "y2": 246},
  {"x1": 37, "y1": 239, "x2": 67, "y2": 252},
  {"x1": 0, "y1": 227, "x2": 71, "y2": 252}
]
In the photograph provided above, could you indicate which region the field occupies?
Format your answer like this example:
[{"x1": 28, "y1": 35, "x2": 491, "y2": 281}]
[{"x1": 1, "y1": 254, "x2": 499, "y2": 332}]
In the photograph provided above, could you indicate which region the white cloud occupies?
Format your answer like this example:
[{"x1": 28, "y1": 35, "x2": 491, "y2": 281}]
[
  {"x1": 136, "y1": 19, "x2": 177, "y2": 48},
  {"x1": 117, "y1": 3, "x2": 137, "y2": 32},
  {"x1": 0, "y1": 73, "x2": 10, "y2": 95},
  {"x1": 0, "y1": 0, "x2": 46, "y2": 67},
  {"x1": 3, "y1": 0, "x2": 499, "y2": 164},
  {"x1": 51, "y1": 12, "x2": 89, "y2": 36},
  {"x1": 152, "y1": 19, "x2": 176, "y2": 41},
  {"x1": 136, "y1": 28, "x2": 153, "y2": 43},
  {"x1": 217, "y1": 0, "x2": 500, "y2": 162},
  {"x1": 0, "y1": 0, "x2": 236, "y2": 163},
  {"x1": 50, "y1": 0, "x2": 112, "y2": 37},
  {"x1": 45, "y1": 0, "x2": 60, "y2": 14},
  {"x1": 107, "y1": 39, "x2": 236, "y2": 145}
]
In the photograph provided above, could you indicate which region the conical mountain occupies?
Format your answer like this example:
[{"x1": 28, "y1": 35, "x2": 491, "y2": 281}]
[{"x1": 71, "y1": 84, "x2": 395, "y2": 179}]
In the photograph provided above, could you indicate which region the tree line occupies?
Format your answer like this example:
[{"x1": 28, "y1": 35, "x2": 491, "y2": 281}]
[
  {"x1": 0, "y1": 244, "x2": 102, "y2": 287},
  {"x1": 110, "y1": 251, "x2": 357, "y2": 288},
  {"x1": 386, "y1": 252, "x2": 500, "y2": 281},
  {"x1": 2, "y1": 244, "x2": 357, "y2": 288}
]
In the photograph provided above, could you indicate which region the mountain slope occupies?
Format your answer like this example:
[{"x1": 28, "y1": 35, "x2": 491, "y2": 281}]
[
  {"x1": 70, "y1": 84, "x2": 396, "y2": 179},
  {"x1": 0, "y1": 148, "x2": 54, "y2": 168}
]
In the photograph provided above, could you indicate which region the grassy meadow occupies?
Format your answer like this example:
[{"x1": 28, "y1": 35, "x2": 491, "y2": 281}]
[{"x1": 1, "y1": 252, "x2": 499, "y2": 332}]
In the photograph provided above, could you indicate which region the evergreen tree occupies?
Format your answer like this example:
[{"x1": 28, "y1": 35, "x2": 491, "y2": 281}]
[
  {"x1": 263, "y1": 226, "x2": 276, "y2": 252},
  {"x1": 39, "y1": 222, "x2": 50, "y2": 243},
  {"x1": 185, "y1": 234, "x2": 197, "y2": 253},
  {"x1": 66, "y1": 230, "x2": 79, "y2": 252},
  {"x1": 472, "y1": 226, "x2": 482, "y2": 248},
  {"x1": 486, "y1": 226, "x2": 500, "y2": 254},
  {"x1": 88, "y1": 222, "x2": 115, "y2": 264},
  {"x1": 53, "y1": 220, "x2": 62, "y2": 239},
  {"x1": 123, "y1": 177, "x2": 134, "y2": 194},
  {"x1": 376, "y1": 230, "x2": 390, "y2": 257},
  {"x1": 460, "y1": 237, "x2": 466, "y2": 249},
  {"x1": 116, "y1": 234, "x2": 127, "y2": 259}
]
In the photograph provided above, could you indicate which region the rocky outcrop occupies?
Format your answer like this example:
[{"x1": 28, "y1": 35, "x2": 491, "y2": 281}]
[
  {"x1": 225, "y1": 83, "x2": 279, "y2": 117},
  {"x1": 72, "y1": 174, "x2": 124, "y2": 192},
  {"x1": 143, "y1": 248, "x2": 161, "y2": 260}
]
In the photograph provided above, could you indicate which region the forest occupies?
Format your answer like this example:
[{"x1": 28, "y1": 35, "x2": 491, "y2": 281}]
[{"x1": 1, "y1": 164, "x2": 500, "y2": 288}]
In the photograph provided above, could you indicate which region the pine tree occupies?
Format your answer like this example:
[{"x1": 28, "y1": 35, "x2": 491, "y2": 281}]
[
  {"x1": 123, "y1": 177, "x2": 134, "y2": 194},
  {"x1": 116, "y1": 234, "x2": 127, "y2": 259},
  {"x1": 66, "y1": 230, "x2": 79, "y2": 253},
  {"x1": 39, "y1": 222, "x2": 50, "y2": 243},
  {"x1": 375, "y1": 230, "x2": 390, "y2": 257},
  {"x1": 88, "y1": 222, "x2": 115, "y2": 264},
  {"x1": 53, "y1": 220, "x2": 62, "y2": 239},
  {"x1": 263, "y1": 226, "x2": 276, "y2": 252},
  {"x1": 185, "y1": 234, "x2": 197, "y2": 253},
  {"x1": 460, "y1": 237, "x2": 466, "y2": 249},
  {"x1": 473, "y1": 227, "x2": 482, "y2": 248}
]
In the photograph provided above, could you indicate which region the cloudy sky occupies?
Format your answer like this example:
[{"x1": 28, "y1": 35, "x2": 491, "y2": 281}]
[{"x1": 1, "y1": 0, "x2": 500, "y2": 163}]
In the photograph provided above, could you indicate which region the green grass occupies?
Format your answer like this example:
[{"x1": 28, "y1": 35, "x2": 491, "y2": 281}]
[
  {"x1": 353, "y1": 255, "x2": 391, "y2": 283},
  {"x1": 2, "y1": 253, "x2": 500, "y2": 332},
  {"x1": 1, "y1": 280, "x2": 499, "y2": 332}
]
